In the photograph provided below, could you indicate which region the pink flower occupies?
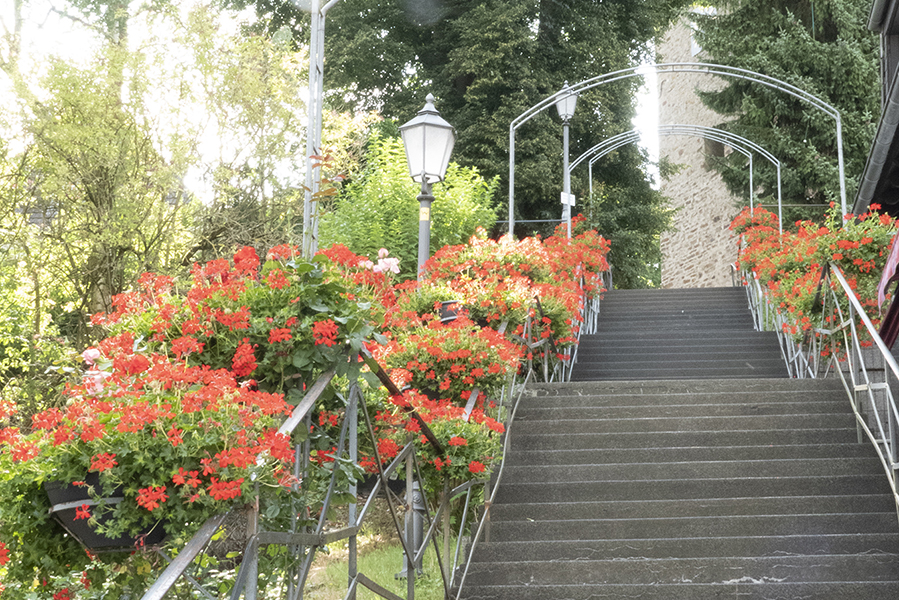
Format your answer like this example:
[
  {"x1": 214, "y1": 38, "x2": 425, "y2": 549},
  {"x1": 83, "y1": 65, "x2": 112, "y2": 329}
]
[
  {"x1": 373, "y1": 257, "x2": 400, "y2": 274},
  {"x1": 82, "y1": 348, "x2": 101, "y2": 365}
]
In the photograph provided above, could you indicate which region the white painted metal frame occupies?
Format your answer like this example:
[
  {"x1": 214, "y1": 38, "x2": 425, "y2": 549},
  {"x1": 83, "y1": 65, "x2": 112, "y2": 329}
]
[
  {"x1": 507, "y1": 63, "x2": 846, "y2": 234},
  {"x1": 572, "y1": 124, "x2": 783, "y2": 232}
]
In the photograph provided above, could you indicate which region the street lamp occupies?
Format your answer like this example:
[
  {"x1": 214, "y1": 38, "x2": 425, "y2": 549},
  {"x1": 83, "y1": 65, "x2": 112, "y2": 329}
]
[
  {"x1": 400, "y1": 93, "x2": 456, "y2": 280},
  {"x1": 555, "y1": 81, "x2": 578, "y2": 239}
]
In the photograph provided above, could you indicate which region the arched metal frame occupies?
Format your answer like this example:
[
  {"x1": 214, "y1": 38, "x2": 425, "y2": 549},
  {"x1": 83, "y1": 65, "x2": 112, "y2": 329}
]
[
  {"x1": 507, "y1": 62, "x2": 846, "y2": 234},
  {"x1": 573, "y1": 124, "x2": 784, "y2": 233}
]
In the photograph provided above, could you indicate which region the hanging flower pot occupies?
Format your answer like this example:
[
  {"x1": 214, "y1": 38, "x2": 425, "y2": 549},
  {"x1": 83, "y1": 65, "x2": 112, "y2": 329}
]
[
  {"x1": 44, "y1": 474, "x2": 165, "y2": 552},
  {"x1": 438, "y1": 300, "x2": 461, "y2": 323}
]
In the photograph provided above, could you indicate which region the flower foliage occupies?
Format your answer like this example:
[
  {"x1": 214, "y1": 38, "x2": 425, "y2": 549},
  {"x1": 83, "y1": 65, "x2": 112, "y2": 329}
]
[
  {"x1": 0, "y1": 222, "x2": 611, "y2": 593},
  {"x1": 732, "y1": 204, "x2": 897, "y2": 343}
]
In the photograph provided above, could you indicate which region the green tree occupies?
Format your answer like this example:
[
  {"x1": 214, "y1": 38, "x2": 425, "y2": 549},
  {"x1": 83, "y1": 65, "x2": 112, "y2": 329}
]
[
  {"x1": 583, "y1": 154, "x2": 678, "y2": 288},
  {"x1": 318, "y1": 132, "x2": 498, "y2": 279},
  {"x1": 232, "y1": 0, "x2": 692, "y2": 227},
  {"x1": 693, "y1": 0, "x2": 879, "y2": 223}
]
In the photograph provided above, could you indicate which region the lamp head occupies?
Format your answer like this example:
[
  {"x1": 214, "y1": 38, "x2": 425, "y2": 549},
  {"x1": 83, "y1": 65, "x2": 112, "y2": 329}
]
[
  {"x1": 555, "y1": 81, "x2": 578, "y2": 122},
  {"x1": 400, "y1": 94, "x2": 456, "y2": 184}
]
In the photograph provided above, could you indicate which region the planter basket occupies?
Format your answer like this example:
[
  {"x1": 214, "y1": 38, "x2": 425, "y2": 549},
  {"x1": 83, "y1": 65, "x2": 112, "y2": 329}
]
[{"x1": 44, "y1": 474, "x2": 166, "y2": 552}]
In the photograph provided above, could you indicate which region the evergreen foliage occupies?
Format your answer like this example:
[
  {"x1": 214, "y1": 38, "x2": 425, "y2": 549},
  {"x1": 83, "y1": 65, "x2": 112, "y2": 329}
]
[
  {"x1": 693, "y1": 0, "x2": 880, "y2": 223},
  {"x1": 231, "y1": 0, "x2": 693, "y2": 285},
  {"x1": 318, "y1": 133, "x2": 498, "y2": 280}
]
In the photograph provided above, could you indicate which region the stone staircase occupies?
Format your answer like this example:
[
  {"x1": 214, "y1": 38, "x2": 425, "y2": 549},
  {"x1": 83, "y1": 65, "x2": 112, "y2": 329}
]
[
  {"x1": 573, "y1": 287, "x2": 789, "y2": 380},
  {"x1": 459, "y1": 288, "x2": 899, "y2": 599}
]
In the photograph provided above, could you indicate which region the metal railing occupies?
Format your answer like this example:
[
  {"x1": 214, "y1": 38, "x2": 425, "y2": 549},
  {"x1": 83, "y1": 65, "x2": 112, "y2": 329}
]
[
  {"x1": 139, "y1": 282, "x2": 605, "y2": 599},
  {"x1": 740, "y1": 262, "x2": 899, "y2": 520}
]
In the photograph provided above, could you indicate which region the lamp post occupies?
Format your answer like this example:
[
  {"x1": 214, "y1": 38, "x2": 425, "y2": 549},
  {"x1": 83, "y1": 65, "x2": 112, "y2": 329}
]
[
  {"x1": 555, "y1": 82, "x2": 578, "y2": 239},
  {"x1": 400, "y1": 94, "x2": 456, "y2": 280}
]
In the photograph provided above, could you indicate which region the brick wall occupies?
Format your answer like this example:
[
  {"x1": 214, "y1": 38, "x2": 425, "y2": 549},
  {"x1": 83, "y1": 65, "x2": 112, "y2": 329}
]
[{"x1": 658, "y1": 19, "x2": 741, "y2": 288}]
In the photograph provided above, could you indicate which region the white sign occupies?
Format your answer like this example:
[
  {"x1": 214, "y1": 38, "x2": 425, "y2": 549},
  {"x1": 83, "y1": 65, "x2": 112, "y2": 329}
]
[{"x1": 560, "y1": 192, "x2": 576, "y2": 206}]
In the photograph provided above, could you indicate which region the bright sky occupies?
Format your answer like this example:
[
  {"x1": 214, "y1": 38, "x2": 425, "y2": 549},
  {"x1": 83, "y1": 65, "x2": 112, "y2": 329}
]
[{"x1": 2, "y1": 2, "x2": 660, "y2": 196}]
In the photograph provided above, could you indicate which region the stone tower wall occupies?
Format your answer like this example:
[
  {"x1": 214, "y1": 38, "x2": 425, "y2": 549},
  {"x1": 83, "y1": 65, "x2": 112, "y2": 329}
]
[{"x1": 658, "y1": 19, "x2": 741, "y2": 288}]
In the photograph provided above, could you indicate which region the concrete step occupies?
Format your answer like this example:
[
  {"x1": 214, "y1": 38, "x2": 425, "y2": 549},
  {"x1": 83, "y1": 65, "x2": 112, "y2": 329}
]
[
  {"x1": 525, "y1": 378, "x2": 843, "y2": 396},
  {"x1": 463, "y1": 554, "x2": 899, "y2": 586},
  {"x1": 492, "y1": 474, "x2": 892, "y2": 503},
  {"x1": 485, "y1": 512, "x2": 899, "y2": 543},
  {"x1": 505, "y1": 443, "x2": 876, "y2": 466},
  {"x1": 488, "y1": 494, "x2": 896, "y2": 521},
  {"x1": 456, "y1": 580, "x2": 899, "y2": 599},
  {"x1": 499, "y1": 457, "x2": 884, "y2": 484},
  {"x1": 468, "y1": 533, "x2": 899, "y2": 562},
  {"x1": 511, "y1": 413, "x2": 858, "y2": 435},
  {"x1": 511, "y1": 428, "x2": 863, "y2": 450},
  {"x1": 515, "y1": 400, "x2": 852, "y2": 420},
  {"x1": 570, "y1": 368, "x2": 790, "y2": 380}
]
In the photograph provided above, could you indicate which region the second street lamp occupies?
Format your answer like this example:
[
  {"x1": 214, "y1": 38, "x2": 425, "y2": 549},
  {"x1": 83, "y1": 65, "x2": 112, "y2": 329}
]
[
  {"x1": 399, "y1": 94, "x2": 456, "y2": 280},
  {"x1": 555, "y1": 81, "x2": 578, "y2": 239}
]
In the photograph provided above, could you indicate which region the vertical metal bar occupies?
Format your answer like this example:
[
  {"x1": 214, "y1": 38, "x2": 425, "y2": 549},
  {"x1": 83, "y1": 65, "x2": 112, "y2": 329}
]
[
  {"x1": 406, "y1": 451, "x2": 415, "y2": 600},
  {"x1": 836, "y1": 114, "x2": 847, "y2": 216},
  {"x1": 442, "y1": 478, "x2": 451, "y2": 583},
  {"x1": 748, "y1": 154, "x2": 754, "y2": 212},
  {"x1": 562, "y1": 120, "x2": 572, "y2": 239},
  {"x1": 303, "y1": 0, "x2": 321, "y2": 258},
  {"x1": 244, "y1": 501, "x2": 259, "y2": 600},
  {"x1": 776, "y1": 163, "x2": 783, "y2": 235},
  {"x1": 452, "y1": 487, "x2": 474, "y2": 587},
  {"x1": 417, "y1": 184, "x2": 434, "y2": 280},
  {"x1": 310, "y1": 12, "x2": 327, "y2": 251},
  {"x1": 508, "y1": 126, "x2": 515, "y2": 235},
  {"x1": 347, "y1": 386, "x2": 359, "y2": 599}
]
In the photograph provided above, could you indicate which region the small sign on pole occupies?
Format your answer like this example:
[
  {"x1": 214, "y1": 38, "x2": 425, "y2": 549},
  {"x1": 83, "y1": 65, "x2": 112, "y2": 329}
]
[{"x1": 560, "y1": 192, "x2": 576, "y2": 206}]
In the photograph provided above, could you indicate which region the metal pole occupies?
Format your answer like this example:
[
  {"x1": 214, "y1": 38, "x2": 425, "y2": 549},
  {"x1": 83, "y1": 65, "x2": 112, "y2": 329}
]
[
  {"x1": 508, "y1": 126, "x2": 516, "y2": 236},
  {"x1": 588, "y1": 159, "x2": 593, "y2": 198},
  {"x1": 417, "y1": 181, "x2": 434, "y2": 280},
  {"x1": 836, "y1": 114, "x2": 847, "y2": 216},
  {"x1": 749, "y1": 153, "x2": 754, "y2": 213},
  {"x1": 777, "y1": 163, "x2": 783, "y2": 234},
  {"x1": 302, "y1": 0, "x2": 322, "y2": 258},
  {"x1": 562, "y1": 119, "x2": 572, "y2": 239},
  {"x1": 347, "y1": 389, "x2": 358, "y2": 599},
  {"x1": 302, "y1": 0, "x2": 342, "y2": 259}
]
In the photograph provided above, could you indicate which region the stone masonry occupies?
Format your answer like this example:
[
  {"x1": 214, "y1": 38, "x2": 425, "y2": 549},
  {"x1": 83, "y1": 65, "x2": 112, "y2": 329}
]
[{"x1": 658, "y1": 18, "x2": 741, "y2": 288}]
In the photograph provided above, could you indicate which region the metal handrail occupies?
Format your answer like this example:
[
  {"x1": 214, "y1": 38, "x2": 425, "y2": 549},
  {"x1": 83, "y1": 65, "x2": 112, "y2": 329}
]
[{"x1": 742, "y1": 262, "x2": 899, "y2": 520}]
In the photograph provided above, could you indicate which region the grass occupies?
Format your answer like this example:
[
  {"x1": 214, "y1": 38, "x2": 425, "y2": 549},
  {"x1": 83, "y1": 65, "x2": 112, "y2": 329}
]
[
  {"x1": 305, "y1": 540, "x2": 449, "y2": 600},
  {"x1": 303, "y1": 496, "x2": 455, "y2": 600}
]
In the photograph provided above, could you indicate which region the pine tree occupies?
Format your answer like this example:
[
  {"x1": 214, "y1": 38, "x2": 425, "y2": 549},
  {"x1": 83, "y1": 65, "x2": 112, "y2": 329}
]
[{"x1": 693, "y1": 0, "x2": 879, "y2": 223}]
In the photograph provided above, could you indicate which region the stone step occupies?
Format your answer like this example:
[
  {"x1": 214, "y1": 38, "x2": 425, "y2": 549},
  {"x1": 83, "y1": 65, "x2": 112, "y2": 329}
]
[
  {"x1": 456, "y1": 580, "x2": 899, "y2": 599},
  {"x1": 488, "y1": 494, "x2": 896, "y2": 521},
  {"x1": 491, "y1": 474, "x2": 891, "y2": 503},
  {"x1": 525, "y1": 378, "x2": 843, "y2": 396},
  {"x1": 463, "y1": 554, "x2": 899, "y2": 587},
  {"x1": 499, "y1": 457, "x2": 883, "y2": 484},
  {"x1": 505, "y1": 443, "x2": 876, "y2": 466},
  {"x1": 485, "y1": 512, "x2": 899, "y2": 543},
  {"x1": 468, "y1": 533, "x2": 899, "y2": 562},
  {"x1": 515, "y1": 400, "x2": 851, "y2": 420},
  {"x1": 511, "y1": 413, "x2": 857, "y2": 435},
  {"x1": 511, "y1": 427, "x2": 862, "y2": 450}
]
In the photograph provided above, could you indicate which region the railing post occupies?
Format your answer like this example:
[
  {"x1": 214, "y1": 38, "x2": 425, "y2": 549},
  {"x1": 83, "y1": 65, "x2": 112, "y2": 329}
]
[
  {"x1": 244, "y1": 501, "x2": 259, "y2": 600},
  {"x1": 442, "y1": 477, "x2": 451, "y2": 583},
  {"x1": 406, "y1": 451, "x2": 416, "y2": 599},
  {"x1": 347, "y1": 387, "x2": 358, "y2": 600}
]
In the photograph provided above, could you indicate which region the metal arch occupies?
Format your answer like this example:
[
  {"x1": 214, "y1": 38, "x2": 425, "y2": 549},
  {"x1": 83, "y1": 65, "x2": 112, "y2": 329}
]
[
  {"x1": 507, "y1": 62, "x2": 846, "y2": 233},
  {"x1": 576, "y1": 125, "x2": 784, "y2": 233}
]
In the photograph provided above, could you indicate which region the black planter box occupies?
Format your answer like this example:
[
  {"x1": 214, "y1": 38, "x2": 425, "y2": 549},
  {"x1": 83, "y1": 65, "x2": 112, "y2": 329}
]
[{"x1": 44, "y1": 473, "x2": 165, "y2": 551}]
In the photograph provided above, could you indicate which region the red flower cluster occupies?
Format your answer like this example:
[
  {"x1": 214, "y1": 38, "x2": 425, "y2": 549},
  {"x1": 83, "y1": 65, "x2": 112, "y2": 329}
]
[
  {"x1": 136, "y1": 486, "x2": 169, "y2": 512},
  {"x1": 312, "y1": 318, "x2": 340, "y2": 347}
]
